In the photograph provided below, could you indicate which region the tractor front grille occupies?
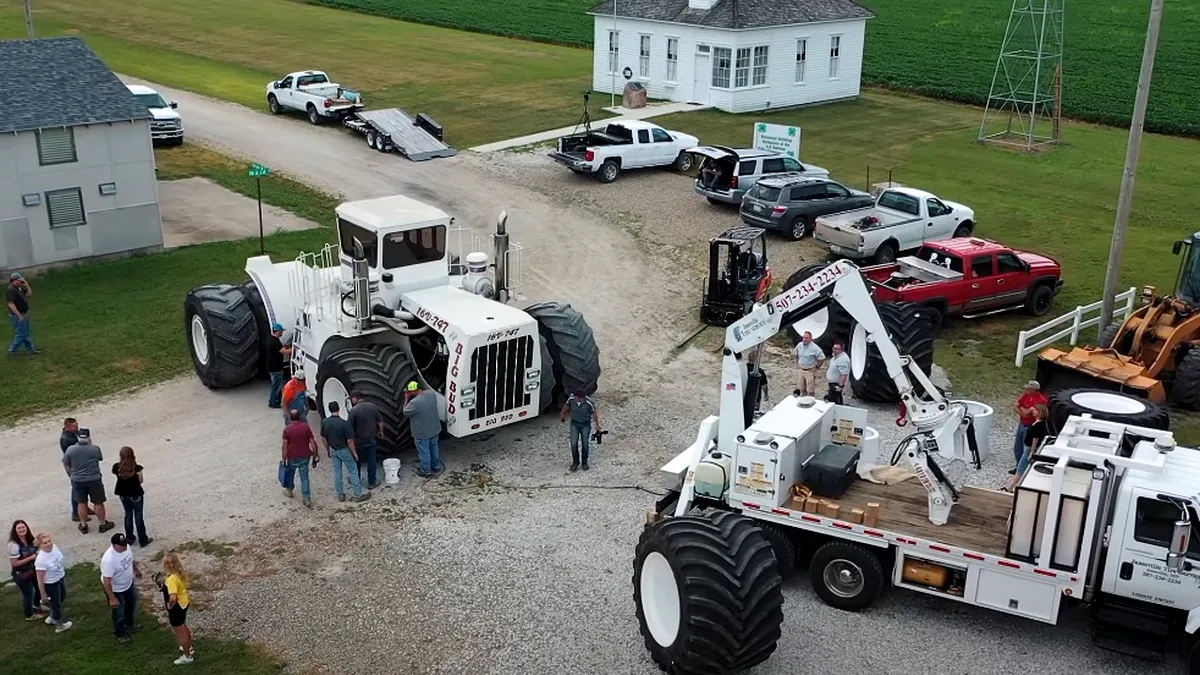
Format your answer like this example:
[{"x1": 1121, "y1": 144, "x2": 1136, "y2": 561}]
[{"x1": 469, "y1": 335, "x2": 534, "y2": 420}]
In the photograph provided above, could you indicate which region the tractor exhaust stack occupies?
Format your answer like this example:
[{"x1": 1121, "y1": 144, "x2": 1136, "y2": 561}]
[
  {"x1": 351, "y1": 238, "x2": 371, "y2": 327},
  {"x1": 493, "y1": 210, "x2": 509, "y2": 303}
]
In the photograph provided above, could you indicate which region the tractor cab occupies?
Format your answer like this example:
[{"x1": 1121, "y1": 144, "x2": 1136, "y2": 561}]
[
  {"x1": 700, "y1": 227, "x2": 772, "y2": 327},
  {"x1": 334, "y1": 195, "x2": 451, "y2": 297},
  {"x1": 1171, "y1": 234, "x2": 1200, "y2": 306}
]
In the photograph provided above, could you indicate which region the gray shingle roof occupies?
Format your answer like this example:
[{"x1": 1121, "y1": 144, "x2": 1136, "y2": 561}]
[
  {"x1": 0, "y1": 36, "x2": 150, "y2": 135},
  {"x1": 588, "y1": 0, "x2": 873, "y2": 29}
]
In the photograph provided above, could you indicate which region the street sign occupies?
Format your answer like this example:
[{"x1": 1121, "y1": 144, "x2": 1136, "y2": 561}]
[
  {"x1": 247, "y1": 163, "x2": 270, "y2": 254},
  {"x1": 248, "y1": 162, "x2": 271, "y2": 178},
  {"x1": 752, "y1": 123, "x2": 802, "y2": 161}
]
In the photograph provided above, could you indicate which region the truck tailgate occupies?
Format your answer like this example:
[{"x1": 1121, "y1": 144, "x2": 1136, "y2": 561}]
[
  {"x1": 547, "y1": 150, "x2": 590, "y2": 170},
  {"x1": 814, "y1": 216, "x2": 866, "y2": 251}
]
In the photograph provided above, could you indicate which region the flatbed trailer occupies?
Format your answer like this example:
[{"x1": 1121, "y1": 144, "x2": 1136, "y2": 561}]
[{"x1": 343, "y1": 108, "x2": 456, "y2": 161}]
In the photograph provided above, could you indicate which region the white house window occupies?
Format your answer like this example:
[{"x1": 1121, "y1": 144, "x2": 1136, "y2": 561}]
[
  {"x1": 795, "y1": 39, "x2": 807, "y2": 83},
  {"x1": 608, "y1": 31, "x2": 620, "y2": 73},
  {"x1": 712, "y1": 47, "x2": 732, "y2": 88},
  {"x1": 829, "y1": 35, "x2": 841, "y2": 79},
  {"x1": 639, "y1": 35, "x2": 651, "y2": 78},
  {"x1": 752, "y1": 46, "x2": 769, "y2": 86},
  {"x1": 666, "y1": 38, "x2": 679, "y2": 81},
  {"x1": 37, "y1": 127, "x2": 77, "y2": 165},
  {"x1": 45, "y1": 188, "x2": 86, "y2": 228},
  {"x1": 734, "y1": 47, "x2": 751, "y2": 88}
]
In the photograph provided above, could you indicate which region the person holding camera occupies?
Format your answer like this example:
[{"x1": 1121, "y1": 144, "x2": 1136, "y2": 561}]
[
  {"x1": 6, "y1": 271, "x2": 38, "y2": 354},
  {"x1": 560, "y1": 390, "x2": 603, "y2": 472},
  {"x1": 824, "y1": 341, "x2": 851, "y2": 405}
]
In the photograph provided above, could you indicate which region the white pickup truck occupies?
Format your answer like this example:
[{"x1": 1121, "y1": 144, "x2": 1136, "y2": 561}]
[
  {"x1": 266, "y1": 70, "x2": 364, "y2": 125},
  {"x1": 548, "y1": 121, "x2": 699, "y2": 183},
  {"x1": 813, "y1": 186, "x2": 976, "y2": 263},
  {"x1": 126, "y1": 84, "x2": 183, "y2": 146}
]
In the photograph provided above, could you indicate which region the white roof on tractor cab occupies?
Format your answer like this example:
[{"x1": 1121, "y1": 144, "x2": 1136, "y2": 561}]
[
  {"x1": 402, "y1": 285, "x2": 534, "y2": 336},
  {"x1": 336, "y1": 195, "x2": 450, "y2": 231}
]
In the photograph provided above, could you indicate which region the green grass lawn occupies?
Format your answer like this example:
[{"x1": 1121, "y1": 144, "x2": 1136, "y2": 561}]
[
  {"x1": 0, "y1": 564, "x2": 285, "y2": 674},
  {"x1": 0, "y1": 146, "x2": 339, "y2": 425},
  {"x1": 1, "y1": 0, "x2": 598, "y2": 150}
]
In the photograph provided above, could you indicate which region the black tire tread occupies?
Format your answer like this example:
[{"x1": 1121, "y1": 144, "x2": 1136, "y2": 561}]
[
  {"x1": 524, "y1": 302, "x2": 601, "y2": 406},
  {"x1": 809, "y1": 541, "x2": 886, "y2": 612},
  {"x1": 1173, "y1": 349, "x2": 1200, "y2": 411},
  {"x1": 633, "y1": 511, "x2": 784, "y2": 674},
  {"x1": 1047, "y1": 387, "x2": 1170, "y2": 433},
  {"x1": 850, "y1": 301, "x2": 936, "y2": 403},
  {"x1": 782, "y1": 264, "x2": 853, "y2": 352},
  {"x1": 240, "y1": 279, "x2": 272, "y2": 379},
  {"x1": 316, "y1": 345, "x2": 417, "y2": 453},
  {"x1": 184, "y1": 283, "x2": 259, "y2": 389},
  {"x1": 759, "y1": 523, "x2": 797, "y2": 578}
]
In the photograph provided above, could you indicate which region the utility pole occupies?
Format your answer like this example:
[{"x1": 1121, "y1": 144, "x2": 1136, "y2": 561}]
[
  {"x1": 24, "y1": 0, "x2": 35, "y2": 37},
  {"x1": 1098, "y1": 0, "x2": 1164, "y2": 337}
]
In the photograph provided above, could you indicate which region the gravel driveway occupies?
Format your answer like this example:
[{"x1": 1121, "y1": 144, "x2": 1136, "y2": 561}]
[{"x1": 1, "y1": 80, "x2": 1174, "y2": 675}]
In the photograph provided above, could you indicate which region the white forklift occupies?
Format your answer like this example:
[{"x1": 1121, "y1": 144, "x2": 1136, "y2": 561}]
[
  {"x1": 183, "y1": 195, "x2": 600, "y2": 451},
  {"x1": 633, "y1": 259, "x2": 1200, "y2": 675}
]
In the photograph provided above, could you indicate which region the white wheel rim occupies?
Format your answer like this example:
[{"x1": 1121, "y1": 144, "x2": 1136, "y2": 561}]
[
  {"x1": 190, "y1": 315, "x2": 210, "y2": 366},
  {"x1": 322, "y1": 377, "x2": 351, "y2": 418},
  {"x1": 1071, "y1": 391, "x2": 1147, "y2": 415},
  {"x1": 641, "y1": 551, "x2": 681, "y2": 648},
  {"x1": 792, "y1": 307, "x2": 829, "y2": 343},
  {"x1": 850, "y1": 323, "x2": 868, "y2": 379},
  {"x1": 823, "y1": 559, "x2": 865, "y2": 598}
]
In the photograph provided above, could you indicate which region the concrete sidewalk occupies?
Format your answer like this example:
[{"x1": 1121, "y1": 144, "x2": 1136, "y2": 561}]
[{"x1": 468, "y1": 101, "x2": 711, "y2": 153}]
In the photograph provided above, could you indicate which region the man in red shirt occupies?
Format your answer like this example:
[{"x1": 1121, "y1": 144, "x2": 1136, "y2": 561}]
[
  {"x1": 281, "y1": 409, "x2": 319, "y2": 507},
  {"x1": 1010, "y1": 380, "x2": 1049, "y2": 474}
]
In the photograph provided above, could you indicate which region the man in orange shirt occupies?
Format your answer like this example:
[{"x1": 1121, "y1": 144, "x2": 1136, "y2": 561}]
[
  {"x1": 282, "y1": 370, "x2": 307, "y2": 426},
  {"x1": 1010, "y1": 380, "x2": 1049, "y2": 474}
]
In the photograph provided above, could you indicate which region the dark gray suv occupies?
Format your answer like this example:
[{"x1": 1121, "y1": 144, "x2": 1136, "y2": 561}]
[{"x1": 740, "y1": 176, "x2": 874, "y2": 240}]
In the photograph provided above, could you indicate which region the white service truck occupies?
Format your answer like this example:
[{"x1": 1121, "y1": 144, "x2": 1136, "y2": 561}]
[
  {"x1": 814, "y1": 186, "x2": 976, "y2": 264},
  {"x1": 632, "y1": 259, "x2": 1200, "y2": 675},
  {"x1": 548, "y1": 121, "x2": 699, "y2": 183},
  {"x1": 266, "y1": 70, "x2": 364, "y2": 125}
]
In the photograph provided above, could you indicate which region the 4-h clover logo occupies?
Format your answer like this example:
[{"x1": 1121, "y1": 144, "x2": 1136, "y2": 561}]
[
  {"x1": 757, "y1": 123, "x2": 767, "y2": 133},
  {"x1": 787, "y1": 127, "x2": 797, "y2": 137}
]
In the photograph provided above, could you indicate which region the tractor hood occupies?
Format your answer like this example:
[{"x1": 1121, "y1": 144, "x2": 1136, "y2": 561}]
[{"x1": 399, "y1": 285, "x2": 535, "y2": 341}]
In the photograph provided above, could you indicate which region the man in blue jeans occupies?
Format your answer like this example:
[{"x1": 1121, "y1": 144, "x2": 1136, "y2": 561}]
[
  {"x1": 59, "y1": 417, "x2": 89, "y2": 522},
  {"x1": 321, "y1": 401, "x2": 370, "y2": 502},
  {"x1": 265, "y1": 323, "x2": 287, "y2": 408},
  {"x1": 282, "y1": 409, "x2": 319, "y2": 507},
  {"x1": 7, "y1": 272, "x2": 38, "y2": 355},
  {"x1": 403, "y1": 381, "x2": 444, "y2": 478},
  {"x1": 100, "y1": 533, "x2": 142, "y2": 644},
  {"x1": 560, "y1": 390, "x2": 603, "y2": 472},
  {"x1": 348, "y1": 391, "x2": 384, "y2": 489}
]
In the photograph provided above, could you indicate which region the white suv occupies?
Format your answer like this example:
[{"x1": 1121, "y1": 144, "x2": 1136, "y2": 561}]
[
  {"x1": 687, "y1": 146, "x2": 829, "y2": 205},
  {"x1": 127, "y1": 84, "x2": 183, "y2": 146}
]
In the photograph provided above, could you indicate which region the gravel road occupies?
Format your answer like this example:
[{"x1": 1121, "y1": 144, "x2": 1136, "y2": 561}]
[{"x1": 2, "y1": 79, "x2": 1174, "y2": 675}]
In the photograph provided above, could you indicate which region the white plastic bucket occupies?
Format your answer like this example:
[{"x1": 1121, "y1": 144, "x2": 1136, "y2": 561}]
[{"x1": 383, "y1": 458, "x2": 401, "y2": 485}]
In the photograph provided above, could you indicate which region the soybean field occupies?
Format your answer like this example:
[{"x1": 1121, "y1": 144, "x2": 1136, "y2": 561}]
[{"x1": 301, "y1": 0, "x2": 1200, "y2": 136}]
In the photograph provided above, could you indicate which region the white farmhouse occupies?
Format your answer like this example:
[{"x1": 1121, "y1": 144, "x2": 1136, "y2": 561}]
[{"x1": 588, "y1": 0, "x2": 874, "y2": 113}]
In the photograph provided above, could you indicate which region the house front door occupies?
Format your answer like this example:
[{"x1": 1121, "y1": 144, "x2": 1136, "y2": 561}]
[{"x1": 692, "y1": 52, "x2": 710, "y2": 104}]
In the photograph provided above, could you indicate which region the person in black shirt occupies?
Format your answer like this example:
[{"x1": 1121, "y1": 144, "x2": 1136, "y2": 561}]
[
  {"x1": 266, "y1": 323, "x2": 287, "y2": 409},
  {"x1": 112, "y1": 447, "x2": 151, "y2": 547},
  {"x1": 59, "y1": 418, "x2": 89, "y2": 523},
  {"x1": 6, "y1": 272, "x2": 38, "y2": 355}
]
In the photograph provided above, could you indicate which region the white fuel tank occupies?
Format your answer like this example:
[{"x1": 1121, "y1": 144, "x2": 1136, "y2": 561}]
[
  {"x1": 693, "y1": 451, "x2": 734, "y2": 499},
  {"x1": 461, "y1": 251, "x2": 494, "y2": 298}
]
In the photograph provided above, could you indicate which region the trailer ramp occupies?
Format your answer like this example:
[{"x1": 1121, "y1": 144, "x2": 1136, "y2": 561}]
[{"x1": 357, "y1": 108, "x2": 456, "y2": 161}]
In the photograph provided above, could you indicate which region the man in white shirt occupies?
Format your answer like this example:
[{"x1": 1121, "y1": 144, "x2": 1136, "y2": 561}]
[
  {"x1": 824, "y1": 341, "x2": 852, "y2": 404},
  {"x1": 100, "y1": 533, "x2": 143, "y2": 643},
  {"x1": 793, "y1": 331, "x2": 825, "y2": 397}
]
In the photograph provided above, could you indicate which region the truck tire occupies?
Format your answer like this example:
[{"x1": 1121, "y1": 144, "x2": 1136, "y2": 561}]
[
  {"x1": 267, "y1": 95, "x2": 281, "y2": 115},
  {"x1": 788, "y1": 215, "x2": 811, "y2": 240},
  {"x1": 953, "y1": 223, "x2": 972, "y2": 238},
  {"x1": 783, "y1": 263, "x2": 853, "y2": 353},
  {"x1": 922, "y1": 304, "x2": 944, "y2": 333},
  {"x1": 316, "y1": 345, "x2": 417, "y2": 454},
  {"x1": 184, "y1": 284, "x2": 260, "y2": 389},
  {"x1": 633, "y1": 511, "x2": 784, "y2": 675},
  {"x1": 598, "y1": 160, "x2": 621, "y2": 183},
  {"x1": 307, "y1": 104, "x2": 322, "y2": 125},
  {"x1": 240, "y1": 279, "x2": 273, "y2": 379},
  {"x1": 759, "y1": 523, "x2": 797, "y2": 579},
  {"x1": 809, "y1": 541, "x2": 887, "y2": 612},
  {"x1": 1172, "y1": 349, "x2": 1200, "y2": 411},
  {"x1": 1047, "y1": 388, "x2": 1169, "y2": 433},
  {"x1": 873, "y1": 242, "x2": 898, "y2": 264},
  {"x1": 849, "y1": 301, "x2": 935, "y2": 403},
  {"x1": 524, "y1": 302, "x2": 601, "y2": 406},
  {"x1": 366, "y1": 130, "x2": 377, "y2": 149},
  {"x1": 1024, "y1": 284, "x2": 1055, "y2": 316},
  {"x1": 672, "y1": 152, "x2": 694, "y2": 173}
]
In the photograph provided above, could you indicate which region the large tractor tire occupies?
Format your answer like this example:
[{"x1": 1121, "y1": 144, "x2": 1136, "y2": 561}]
[
  {"x1": 524, "y1": 302, "x2": 601, "y2": 407},
  {"x1": 782, "y1": 263, "x2": 853, "y2": 352},
  {"x1": 1173, "y1": 349, "x2": 1200, "y2": 411},
  {"x1": 184, "y1": 284, "x2": 260, "y2": 389},
  {"x1": 315, "y1": 345, "x2": 417, "y2": 453},
  {"x1": 1048, "y1": 387, "x2": 1169, "y2": 433},
  {"x1": 849, "y1": 301, "x2": 935, "y2": 403},
  {"x1": 240, "y1": 279, "x2": 273, "y2": 379},
  {"x1": 633, "y1": 511, "x2": 784, "y2": 675}
]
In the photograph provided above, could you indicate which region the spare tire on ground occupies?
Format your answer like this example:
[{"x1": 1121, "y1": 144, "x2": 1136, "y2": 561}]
[
  {"x1": 782, "y1": 263, "x2": 853, "y2": 352},
  {"x1": 1047, "y1": 387, "x2": 1169, "y2": 433},
  {"x1": 184, "y1": 284, "x2": 260, "y2": 389},
  {"x1": 849, "y1": 301, "x2": 936, "y2": 403}
]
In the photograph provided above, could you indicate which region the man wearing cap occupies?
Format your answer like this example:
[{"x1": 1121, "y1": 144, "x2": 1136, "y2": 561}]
[
  {"x1": 63, "y1": 428, "x2": 115, "y2": 534},
  {"x1": 266, "y1": 323, "x2": 287, "y2": 408},
  {"x1": 100, "y1": 533, "x2": 143, "y2": 644},
  {"x1": 321, "y1": 401, "x2": 369, "y2": 502},
  {"x1": 1011, "y1": 380, "x2": 1049, "y2": 474},
  {"x1": 348, "y1": 391, "x2": 385, "y2": 488},
  {"x1": 403, "y1": 380, "x2": 443, "y2": 478},
  {"x1": 283, "y1": 370, "x2": 308, "y2": 426},
  {"x1": 560, "y1": 390, "x2": 603, "y2": 472},
  {"x1": 6, "y1": 271, "x2": 38, "y2": 355}
]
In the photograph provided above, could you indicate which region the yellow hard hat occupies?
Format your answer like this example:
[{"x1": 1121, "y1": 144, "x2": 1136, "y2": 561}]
[{"x1": 406, "y1": 381, "x2": 419, "y2": 392}]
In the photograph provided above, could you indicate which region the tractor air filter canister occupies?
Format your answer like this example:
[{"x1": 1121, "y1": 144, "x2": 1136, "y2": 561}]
[{"x1": 463, "y1": 252, "x2": 495, "y2": 298}]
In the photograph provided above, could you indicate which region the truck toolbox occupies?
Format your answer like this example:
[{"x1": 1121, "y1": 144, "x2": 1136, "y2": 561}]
[{"x1": 802, "y1": 444, "x2": 861, "y2": 499}]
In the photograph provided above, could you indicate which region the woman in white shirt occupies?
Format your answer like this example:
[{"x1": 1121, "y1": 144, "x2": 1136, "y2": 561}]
[{"x1": 34, "y1": 533, "x2": 72, "y2": 633}]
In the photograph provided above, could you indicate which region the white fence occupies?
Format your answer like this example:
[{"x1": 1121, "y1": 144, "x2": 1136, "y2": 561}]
[{"x1": 1014, "y1": 287, "x2": 1137, "y2": 367}]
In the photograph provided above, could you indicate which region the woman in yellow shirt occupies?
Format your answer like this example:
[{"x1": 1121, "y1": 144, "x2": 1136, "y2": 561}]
[{"x1": 156, "y1": 553, "x2": 194, "y2": 665}]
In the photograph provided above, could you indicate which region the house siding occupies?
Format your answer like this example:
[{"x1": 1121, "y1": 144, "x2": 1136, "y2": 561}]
[
  {"x1": 591, "y1": 17, "x2": 865, "y2": 114},
  {"x1": 0, "y1": 120, "x2": 163, "y2": 271}
]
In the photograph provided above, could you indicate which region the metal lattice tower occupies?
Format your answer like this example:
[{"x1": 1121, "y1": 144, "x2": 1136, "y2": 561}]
[{"x1": 978, "y1": 0, "x2": 1065, "y2": 151}]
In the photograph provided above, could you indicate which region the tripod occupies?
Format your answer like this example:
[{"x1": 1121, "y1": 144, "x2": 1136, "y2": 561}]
[{"x1": 572, "y1": 91, "x2": 593, "y2": 136}]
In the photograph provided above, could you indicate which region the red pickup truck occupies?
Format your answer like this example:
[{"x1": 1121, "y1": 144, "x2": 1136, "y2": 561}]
[{"x1": 862, "y1": 238, "x2": 1063, "y2": 329}]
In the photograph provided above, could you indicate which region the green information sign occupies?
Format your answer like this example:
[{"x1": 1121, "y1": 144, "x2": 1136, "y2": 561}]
[{"x1": 248, "y1": 162, "x2": 271, "y2": 178}]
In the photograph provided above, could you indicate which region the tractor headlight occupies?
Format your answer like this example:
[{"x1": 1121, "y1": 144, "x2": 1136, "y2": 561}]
[
  {"x1": 525, "y1": 368, "x2": 540, "y2": 381},
  {"x1": 525, "y1": 381, "x2": 540, "y2": 392},
  {"x1": 460, "y1": 385, "x2": 475, "y2": 407}
]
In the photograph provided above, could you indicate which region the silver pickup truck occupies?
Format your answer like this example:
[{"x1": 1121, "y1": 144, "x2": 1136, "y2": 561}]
[{"x1": 813, "y1": 186, "x2": 976, "y2": 263}]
